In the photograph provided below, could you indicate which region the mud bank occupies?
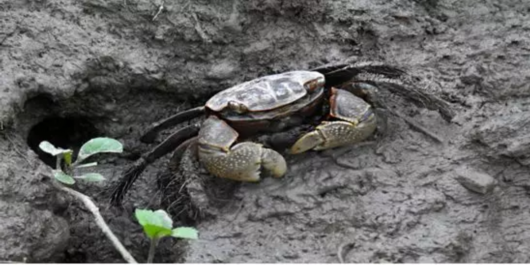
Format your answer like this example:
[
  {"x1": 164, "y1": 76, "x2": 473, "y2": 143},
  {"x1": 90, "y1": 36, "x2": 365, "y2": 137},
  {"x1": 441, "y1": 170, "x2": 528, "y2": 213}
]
[{"x1": 1, "y1": 0, "x2": 530, "y2": 262}]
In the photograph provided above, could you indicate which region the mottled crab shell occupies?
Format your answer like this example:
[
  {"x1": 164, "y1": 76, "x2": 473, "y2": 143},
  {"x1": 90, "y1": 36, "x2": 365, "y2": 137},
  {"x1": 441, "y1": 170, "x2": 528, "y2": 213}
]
[{"x1": 206, "y1": 71, "x2": 325, "y2": 113}]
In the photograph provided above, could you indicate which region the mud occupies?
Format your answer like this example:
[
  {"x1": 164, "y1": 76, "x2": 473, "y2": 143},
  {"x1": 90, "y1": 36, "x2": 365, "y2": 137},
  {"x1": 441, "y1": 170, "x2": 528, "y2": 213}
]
[{"x1": 1, "y1": 0, "x2": 530, "y2": 263}]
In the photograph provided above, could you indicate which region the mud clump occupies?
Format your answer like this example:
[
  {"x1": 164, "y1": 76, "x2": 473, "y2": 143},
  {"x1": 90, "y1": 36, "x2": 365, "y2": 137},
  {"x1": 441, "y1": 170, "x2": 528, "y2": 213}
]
[
  {"x1": 1, "y1": 0, "x2": 530, "y2": 263},
  {"x1": 454, "y1": 167, "x2": 497, "y2": 195},
  {"x1": 0, "y1": 188, "x2": 70, "y2": 262},
  {"x1": 473, "y1": 111, "x2": 530, "y2": 166}
]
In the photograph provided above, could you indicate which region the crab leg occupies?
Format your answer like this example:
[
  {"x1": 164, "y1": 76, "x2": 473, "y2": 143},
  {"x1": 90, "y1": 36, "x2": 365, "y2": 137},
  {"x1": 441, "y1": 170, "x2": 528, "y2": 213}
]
[
  {"x1": 311, "y1": 62, "x2": 406, "y2": 89},
  {"x1": 110, "y1": 124, "x2": 200, "y2": 205},
  {"x1": 290, "y1": 88, "x2": 377, "y2": 154},
  {"x1": 198, "y1": 116, "x2": 287, "y2": 182},
  {"x1": 140, "y1": 106, "x2": 205, "y2": 143}
]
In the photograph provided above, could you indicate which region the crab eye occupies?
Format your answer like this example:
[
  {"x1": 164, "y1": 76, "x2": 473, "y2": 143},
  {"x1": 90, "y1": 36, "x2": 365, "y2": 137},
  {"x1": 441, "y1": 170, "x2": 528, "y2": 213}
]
[{"x1": 228, "y1": 101, "x2": 249, "y2": 114}]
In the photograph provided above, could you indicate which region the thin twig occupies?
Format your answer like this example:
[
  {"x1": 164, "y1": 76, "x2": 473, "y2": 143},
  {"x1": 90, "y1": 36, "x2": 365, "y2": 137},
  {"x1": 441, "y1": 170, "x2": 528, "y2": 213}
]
[
  {"x1": 191, "y1": 12, "x2": 211, "y2": 43},
  {"x1": 179, "y1": 0, "x2": 192, "y2": 14},
  {"x1": 53, "y1": 182, "x2": 138, "y2": 263},
  {"x1": 388, "y1": 109, "x2": 445, "y2": 144},
  {"x1": 152, "y1": 4, "x2": 164, "y2": 21},
  {"x1": 337, "y1": 242, "x2": 355, "y2": 263}
]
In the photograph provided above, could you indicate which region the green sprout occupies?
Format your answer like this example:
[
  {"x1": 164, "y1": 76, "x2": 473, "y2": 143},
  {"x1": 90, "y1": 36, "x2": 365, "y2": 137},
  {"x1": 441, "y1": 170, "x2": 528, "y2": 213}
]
[
  {"x1": 40, "y1": 138, "x2": 197, "y2": 263},
  {"x1": 39, "y1": 137, "x2": 138, "y2": 263},
  {"x1": 135, "y1": 209, "x2": 198, "y2": 263},
  {"x1": 39, "y1": 137, "x2": 123, "y2": 185}
]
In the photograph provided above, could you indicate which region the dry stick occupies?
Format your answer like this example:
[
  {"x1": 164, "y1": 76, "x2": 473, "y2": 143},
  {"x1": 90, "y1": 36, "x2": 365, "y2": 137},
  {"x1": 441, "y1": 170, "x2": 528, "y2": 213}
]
[
  {"x1": 387, "y1": 109, "x2": 445, "y2": 144},
  {"x1": 152, "y1": 4, "x2": 164, "y2": 21},
  {"x1": 337, "y1": 242, "x2": 355, "y2": 263},
  {"x1": 192, "y1": 12, "x2": 211, "y2": 43},
  {"x1": 53, "y1": 182, "x2": 138, "y2": 263}
]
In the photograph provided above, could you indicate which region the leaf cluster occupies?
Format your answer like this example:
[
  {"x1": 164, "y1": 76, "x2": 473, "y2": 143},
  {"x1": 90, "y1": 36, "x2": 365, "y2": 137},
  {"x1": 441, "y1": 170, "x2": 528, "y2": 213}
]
[{"x1": 39, "y1": 138, "x2": 123, "y2": 185}]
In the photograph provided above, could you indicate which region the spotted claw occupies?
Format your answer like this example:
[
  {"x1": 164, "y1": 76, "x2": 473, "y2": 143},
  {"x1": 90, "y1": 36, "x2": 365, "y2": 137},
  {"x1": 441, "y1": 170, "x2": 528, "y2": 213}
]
[
  {"x1": 199, "y1": 142, "x2": 287, "y2": 182},
  {"x1": 291, "y1": 88, "x2": 378, "y2": 154},
  {"x1": 197, "y1": 116, "x2": 287, "y2": 182},
  {"x1": 290, "y1": 118, "x2": 376, "y2": 154}
]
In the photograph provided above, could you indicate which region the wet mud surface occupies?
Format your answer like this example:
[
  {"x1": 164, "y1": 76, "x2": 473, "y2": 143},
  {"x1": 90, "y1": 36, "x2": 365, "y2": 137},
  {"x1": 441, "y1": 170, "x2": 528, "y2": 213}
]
[{"x1": 1, "y1": 0, "x2": 530, "y2": 262}]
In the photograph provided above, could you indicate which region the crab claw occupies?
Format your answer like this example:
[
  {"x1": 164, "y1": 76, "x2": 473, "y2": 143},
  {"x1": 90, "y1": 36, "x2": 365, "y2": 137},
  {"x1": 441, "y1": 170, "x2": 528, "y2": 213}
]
[
  {"x1": 290, "y1": 88, "x2": 377, "y2": 154},
  {"x1": 200, "y1": 142, "x2": 287, "y2": 182},
  {"x1": 198, "y1": 116, "x2": 287, "y2": 182},
  {"x1": 290, "y1": 121, "x2": 374, "y2": 154},
  {"x1": 289, "y1": 127, "x2": 325, "y2": 154},
  {"x1": 260, "y1": 146, "x2": 288, "y2": 178}
]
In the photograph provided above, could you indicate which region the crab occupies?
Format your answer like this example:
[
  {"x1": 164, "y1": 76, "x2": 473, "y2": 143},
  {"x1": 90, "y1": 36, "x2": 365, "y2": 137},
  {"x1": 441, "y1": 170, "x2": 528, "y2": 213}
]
[{"x1": 110, "y1": 62, "x2": 409, "y2": 205}]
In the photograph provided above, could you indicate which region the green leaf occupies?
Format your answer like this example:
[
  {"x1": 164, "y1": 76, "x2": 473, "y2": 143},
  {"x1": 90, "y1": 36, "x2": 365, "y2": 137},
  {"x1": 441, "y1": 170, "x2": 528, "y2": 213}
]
[
  {"x1": 75, "y1": 162, "x2": 98, "y2": 169},
  {"x1": 76, "y1": 173, "x2": 105, "y2": 182},
  {"x1": 77, "y1": 138, "x2": 123, "y2": 162},
  {"x1": 53, "y1": 170, "x2": 75, "y2": 185},
  {"x1": 135, "y1": 209, "x2": 174, "y2": 239},
  {"x1": 63, "y1": 151, "x2": 73, "y2": 166},
  {"x1": 39, "y1": 141, "x2": 72, "y2": 156},
  {"x1": 141, "y1": 224, "x2": 173, "y2": 239},
  {"x1": 172, "y1": 227, "x2": 198, "y2": 240}
]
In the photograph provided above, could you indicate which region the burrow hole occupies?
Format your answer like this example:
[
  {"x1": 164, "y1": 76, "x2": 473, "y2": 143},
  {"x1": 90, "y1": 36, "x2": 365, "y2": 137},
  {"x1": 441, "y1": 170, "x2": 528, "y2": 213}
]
[{"x1": 27, "y1": 116, "x2": 100, "y2": 168}]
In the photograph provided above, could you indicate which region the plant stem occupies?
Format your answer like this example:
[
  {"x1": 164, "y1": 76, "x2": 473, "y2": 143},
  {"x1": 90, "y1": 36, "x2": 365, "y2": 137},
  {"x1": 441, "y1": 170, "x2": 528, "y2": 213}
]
[
  {"x1": 52, "y1": 181, "x2": 138, "y2": 263},
  {"x1": 147, "y1": 237, "x2": 159, "y2": 263},
  {"x1": 56, "y1": 156, "x2": 61, "y2": 170}
]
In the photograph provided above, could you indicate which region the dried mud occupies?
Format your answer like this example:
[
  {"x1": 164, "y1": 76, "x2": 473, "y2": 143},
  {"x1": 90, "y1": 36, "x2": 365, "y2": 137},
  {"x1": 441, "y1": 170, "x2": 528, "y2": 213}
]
[{"x1": 1, "y1": 0, "x2": 530, "y2": 263}]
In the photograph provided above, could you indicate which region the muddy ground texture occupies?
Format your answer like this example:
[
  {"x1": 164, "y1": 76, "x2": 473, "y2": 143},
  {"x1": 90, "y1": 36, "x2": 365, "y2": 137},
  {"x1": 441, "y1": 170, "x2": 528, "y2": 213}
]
[{"x1": 1, "y1": 0, "x2": 530, "y2": 263}]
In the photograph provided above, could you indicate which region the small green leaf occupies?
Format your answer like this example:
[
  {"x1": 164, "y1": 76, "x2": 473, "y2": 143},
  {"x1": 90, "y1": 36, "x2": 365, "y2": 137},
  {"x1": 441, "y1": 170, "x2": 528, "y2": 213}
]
[
  {"x1": 135, "y1": 209, "x2": 174, "y2": 239},
  {"x1": 75, "y1": 162, "x2": 98, "y2": 169},
  {"x1": 63, "y1": 151, "x2": 73, "y2": 166},
  {"x1": 142, "y1": 225, "x2": 173, "y2": 239},
  {"x1": 76, "y1": 173, "x2": 105, "y2": 182},
  {"x1": 172, "y1": 227, "x2": 198, "y2": 240},
  {"x1": 53, "y1": 170, "x2": 75, "y2": 185},
  {"x1": 77, "y1": 138, "x2": 123, "y2": 162},
  {"x1": 39, "y1": 141, "x2": 72, "y2": 156},
  {"x1": 135, "y1": 209, "x2": 173, "y2": 229},
  {"x1": 39, "y1": 141, "x2": 58, "y2": 154}
]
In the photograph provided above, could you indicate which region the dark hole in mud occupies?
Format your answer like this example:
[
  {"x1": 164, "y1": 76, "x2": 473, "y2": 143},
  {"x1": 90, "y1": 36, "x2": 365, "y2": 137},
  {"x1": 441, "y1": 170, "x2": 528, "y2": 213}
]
[{"x1": 27, "y1": 116, "x2": 100, "y2": 167}]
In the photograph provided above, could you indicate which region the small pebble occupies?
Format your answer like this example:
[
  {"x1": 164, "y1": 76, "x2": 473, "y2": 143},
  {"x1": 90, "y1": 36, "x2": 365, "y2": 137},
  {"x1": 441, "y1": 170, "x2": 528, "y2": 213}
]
[
  {"x1": 282, "y1": 252, "x2": 300, "y2": 259},
  {"x1": 455, "y1": 167, "x2": 496, "y2": 194}
]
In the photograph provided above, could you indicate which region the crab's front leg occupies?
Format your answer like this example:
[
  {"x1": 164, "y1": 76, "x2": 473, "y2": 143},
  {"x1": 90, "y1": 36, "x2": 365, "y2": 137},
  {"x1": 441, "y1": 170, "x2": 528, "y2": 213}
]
[
  {"x1": 290, "y1": 88, "x2": 377, "y2": 154},
  {"x1": 198, "y1": 115, "x2": 287, "y2": 182}
]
